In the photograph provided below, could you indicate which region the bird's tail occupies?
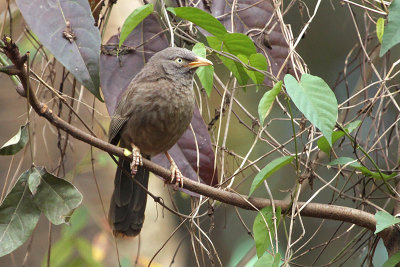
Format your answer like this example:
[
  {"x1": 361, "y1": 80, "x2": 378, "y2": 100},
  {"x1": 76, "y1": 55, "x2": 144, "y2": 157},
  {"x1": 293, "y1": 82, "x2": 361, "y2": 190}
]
[{"x1": 108, "y1": 156, "x2": 149, "y2": 237}]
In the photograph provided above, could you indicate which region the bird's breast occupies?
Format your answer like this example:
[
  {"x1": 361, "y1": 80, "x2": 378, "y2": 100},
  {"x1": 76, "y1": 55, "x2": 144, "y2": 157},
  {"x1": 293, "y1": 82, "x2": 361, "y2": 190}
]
[{"x1": 121, "y1": 81, "x2": 195, "y2": 156}]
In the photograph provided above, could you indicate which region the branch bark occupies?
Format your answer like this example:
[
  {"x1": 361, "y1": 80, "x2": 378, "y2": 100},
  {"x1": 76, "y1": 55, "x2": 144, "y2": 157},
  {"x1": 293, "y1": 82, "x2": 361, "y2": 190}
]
[{"x1": 2, "y1": 36, "x2": 397, "y2": 255}]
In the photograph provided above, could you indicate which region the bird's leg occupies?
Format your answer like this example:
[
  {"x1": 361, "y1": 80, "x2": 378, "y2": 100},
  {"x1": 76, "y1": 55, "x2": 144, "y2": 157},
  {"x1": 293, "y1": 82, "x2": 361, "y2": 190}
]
[
  {"x1": 165, "y1": 152, "x2": 183, "y2": 187},
  {"x1": 130, "y1": 144, "x2": 143, "y2": 175}
]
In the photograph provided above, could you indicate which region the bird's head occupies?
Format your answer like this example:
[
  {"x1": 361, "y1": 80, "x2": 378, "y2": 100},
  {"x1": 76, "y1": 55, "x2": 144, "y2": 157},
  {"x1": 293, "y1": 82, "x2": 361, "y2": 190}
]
[{"x1": 150, "y1": 47, "x2": 213, "y2": 78}]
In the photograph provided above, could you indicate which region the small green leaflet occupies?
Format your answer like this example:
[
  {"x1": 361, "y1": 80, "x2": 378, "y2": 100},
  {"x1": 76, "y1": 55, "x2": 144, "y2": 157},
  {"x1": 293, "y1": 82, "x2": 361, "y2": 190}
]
[
  {"x1": 254, "y1": 252, "x2": 281, "y2": 267},
  {"x1": 192, "y1": 43, "x2": 214, "y2": 96},
  {"x1": 0, "y1": 124, "x2": 29, "y2": 155},
  {"x1": 223, "y1": 33, "x2": 256, "y2": 57},
  {"x1": 248, "y1": 53, "x2": 268, "y2": 88},
  {"x1": 249, "y1": 155, "x2": 293, "y2": 196},
  {"x1": 380, "y1": 0, "x2": 400, "y2": 56},
  {"x1": 238, "y1": 53, "x2": 268, "y2": 90},
  {"x1": 258, "y1": 81, "x2": 282, "y2": 125},
  {"x1": 328, "y1": 157, "x2": 396, "y2": 180},
  {"x1": 119, "y1": 4, "x2": 154, "y2": 48},
  {"x1": 207, "y1": 36, "x2": 249, "y2": 85},
  {"x1": 382, "y1": 251, "x2": 400, "y2": 267},
  {"x1": 376, "y1": 18, "x2": 385, "y2": 44},
  {"x1": 253, "y1": 206, "x2": 281, "y2": 258},
  {"x1": 317, "y1": 120, "x2": 361, "y2": 154},
  {"x1": 167, "y1": 7, "x2": 227, "y2": 39},
  {"x1": 284, "y1": 74, "x2": 338, "y2": 146},
  {"x1": 374, "y1": 211, "x2": 400, "y2": 234}
]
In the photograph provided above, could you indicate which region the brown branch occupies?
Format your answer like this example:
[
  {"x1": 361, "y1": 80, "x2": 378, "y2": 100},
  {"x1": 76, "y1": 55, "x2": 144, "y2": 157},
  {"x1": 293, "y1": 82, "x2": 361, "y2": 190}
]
[{"x1": 1, "y1": 36, "x2": 393, "y2": 243}]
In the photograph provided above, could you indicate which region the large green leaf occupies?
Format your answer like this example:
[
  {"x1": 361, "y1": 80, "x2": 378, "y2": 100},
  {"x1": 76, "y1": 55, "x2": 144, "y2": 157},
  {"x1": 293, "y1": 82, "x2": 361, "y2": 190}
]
[
  {"x1": 249, "y1": 155, "x2": 293, "y2": 196},
  {"x1": 254, "y1": 252, "x2": 280, "y2": 267},
  {"x1": 253, "y1": 206, "x2": 281, "y2": 258},
  {"x1": 374, "y1": 211, "x2": 400, "y2": 234},
  {"x1": 0, "y1": 124, "x2": 29, "y2": 155},
  {"x1": 284, "y1": 74, "x2": 338, "y2": 145},
  {"x1": 192, "y1": 42, "x2": 214, "y2": 96},
  {"x1": 0, "y1": 169, "x2": 41, "y2": 257},
  {"x1": 119, "y1": 4, "x2": 154, "y2": 48},
  {"x1": 258, "y1": 81, "x2": 282, "y2": 125},
  {"x1": 167, "y1": 7, "x2": 227, "y2": 39},
  {"x1": 28, "y1": 167, "x2": 83, "y2": 225},
  {"x1": 380, "y1": 0, "x2": 400, "y2": 56},
  {"x1": 15, "y1": 0, "x2": 102, "y2": 100}
]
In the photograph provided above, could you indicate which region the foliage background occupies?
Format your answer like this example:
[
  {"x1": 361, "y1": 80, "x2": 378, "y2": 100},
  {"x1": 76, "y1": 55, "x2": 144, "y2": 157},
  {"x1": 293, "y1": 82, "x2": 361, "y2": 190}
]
[{"x1": 0, "y1": 0, "x2": 398, "y2": 266}]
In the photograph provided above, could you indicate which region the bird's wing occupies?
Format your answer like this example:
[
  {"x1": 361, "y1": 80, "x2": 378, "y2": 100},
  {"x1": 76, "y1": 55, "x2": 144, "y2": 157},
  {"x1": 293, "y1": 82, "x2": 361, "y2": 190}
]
[{"x1": 109, "y1": 114, "x2": 128, "y2": 145}]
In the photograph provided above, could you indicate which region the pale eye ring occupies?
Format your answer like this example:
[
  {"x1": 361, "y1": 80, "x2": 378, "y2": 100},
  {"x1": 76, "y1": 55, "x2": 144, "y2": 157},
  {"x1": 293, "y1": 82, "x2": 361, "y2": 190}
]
[{"x1": 175, "y1": 57, "x2": 183, "y2": 64}]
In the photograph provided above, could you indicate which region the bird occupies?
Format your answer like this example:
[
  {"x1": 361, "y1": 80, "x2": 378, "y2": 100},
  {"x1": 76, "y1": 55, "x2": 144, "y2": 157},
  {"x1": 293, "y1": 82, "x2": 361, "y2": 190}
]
[{"x1": 108, "y1": 47, "x2": 213, "y2": 237}]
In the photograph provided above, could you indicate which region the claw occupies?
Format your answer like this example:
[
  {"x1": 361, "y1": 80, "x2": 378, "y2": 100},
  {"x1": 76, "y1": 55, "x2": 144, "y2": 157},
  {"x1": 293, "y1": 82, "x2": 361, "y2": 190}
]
[
  {"x1": 165, "y1": 152, "x2": 183, "y2": 188},
  {"x1": 130, "y1": 144, "x2": 142, "y2": 175},
  {"x1": 170, "y1": 162, "x2": 184, "y2": 187}
]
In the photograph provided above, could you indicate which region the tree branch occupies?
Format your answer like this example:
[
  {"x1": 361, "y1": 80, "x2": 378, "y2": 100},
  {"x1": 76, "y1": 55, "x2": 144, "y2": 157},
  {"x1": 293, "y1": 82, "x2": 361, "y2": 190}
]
[{"x1": 1, "y1": 36, "x2": 392, "y2": 243}]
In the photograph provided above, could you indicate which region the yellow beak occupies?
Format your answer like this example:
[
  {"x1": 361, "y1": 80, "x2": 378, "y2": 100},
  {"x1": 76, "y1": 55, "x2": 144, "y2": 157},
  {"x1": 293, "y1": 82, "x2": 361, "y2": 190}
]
[{"x1": 188, "y1": 56, "x2": 213, "y2": 68}]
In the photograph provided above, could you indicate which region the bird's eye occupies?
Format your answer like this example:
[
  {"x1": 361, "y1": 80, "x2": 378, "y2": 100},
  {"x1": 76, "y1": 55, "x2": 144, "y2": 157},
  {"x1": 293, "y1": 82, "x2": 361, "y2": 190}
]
[{"x1": 175, "y1": 57, "x2": 184, "y2": 64}]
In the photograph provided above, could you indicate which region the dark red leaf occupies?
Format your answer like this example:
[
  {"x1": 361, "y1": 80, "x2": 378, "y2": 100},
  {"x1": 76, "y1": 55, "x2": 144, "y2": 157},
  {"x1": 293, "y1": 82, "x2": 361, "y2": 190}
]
[
  {"x1": 100, "y1": 14, "x2": 169, "y2": 115},
  {"x1": 100, "y1": 14, "x2": 217, "y2": 188},
  {"x1": 16, "y1": 0, "x2": 102, "y2": 100}
]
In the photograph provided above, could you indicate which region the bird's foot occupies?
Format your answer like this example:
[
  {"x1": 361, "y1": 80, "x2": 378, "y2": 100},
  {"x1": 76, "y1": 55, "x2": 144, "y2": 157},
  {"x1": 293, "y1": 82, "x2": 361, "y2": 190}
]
[
  {"x1": 130, "y1": 144, "x2": 142, "y2": 175},
  {"x1": 169, "y1": 162, "x2": 183, "y2": 188},
  {"x1": 165, "y1": 152, "x2": 183, "y2": 187}
]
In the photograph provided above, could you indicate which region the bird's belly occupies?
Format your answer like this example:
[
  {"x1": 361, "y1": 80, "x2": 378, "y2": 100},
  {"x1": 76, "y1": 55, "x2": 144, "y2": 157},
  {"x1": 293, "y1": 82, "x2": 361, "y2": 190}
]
[{"x1": 123, "y1": 103, "x2": 194, "y2": 156}]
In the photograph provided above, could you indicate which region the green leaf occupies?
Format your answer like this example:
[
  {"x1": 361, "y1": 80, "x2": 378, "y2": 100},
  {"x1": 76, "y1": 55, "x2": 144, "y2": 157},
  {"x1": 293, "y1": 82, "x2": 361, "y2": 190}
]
[
  {"x1": 328, "y1": 157, "x2": 357, "y2": 166},
  {"x1": 254, "y1": 252, "x2": 280, "y2": 267},
  {"x1": 207, "y1": 36, "x2": 249, "y2": 85},
  {"x1": 317, "y1": 131, "x2": 345, "y2": 154},
  {"x1": 258, "y1": 81, "x2": 282, "y2": 125},
  {"x1": 317, "y1": 120, "x2": 361, "y2": 154},
  {"x1": 41, "y1": 236, "x2": 74, "y2": 267},
  {"x1": 74, "y1": 238, "x2": 102, "y2": 267},
  {"x1": 345, "y1": 120, "x2": 362, "y2": 133},
  {"x1": 28, "y1": 167, "x2": 83, "y2": 225},
  {"x1": 0, "y1": 124, "x2": 29, "y2": 155},
  {"x1": 328, "y1": 157, "x2": 396, "y2": 180},
  {"x1": 380, "y1": 0, "x2": 400, "y2": 56},
  {"x1": 374, "y1": 211, "x2": 400, "y2": 234},
  {"x1": 119, "y1": 4, "x2": 154, "y2": 48},
  {"x1": 0, "y1": 169, "x2": 41, "y2": 257},
  {"x1": 223, "y1": 33, "x2": 257, "y2": 57},
  {"x1": 253, "y1": 206, "x2": 281, "y2": 258},
  {"x1": 192, "y1": 43, "x2": 214, "y2": 96},
  {"x1": 377, "y1": 17, "x2": 385, "y2": 44},
  {"x1": 61, "y1": 206, "x2": 88, "y2": 238},
  {"x1": 383, "y1": 251, "x2": 400, "y2": 267},
  {"x1": 167, "y1": 7, "x2": 227, "y2": 39},
  {"x1": 247, "y1": 53, "x2": 268, "y2": 88},
  {"x1": 284, "y1": 74, "x2": 338, "y2": 145},
  {"x1": 249, "y1": 156, "x2": 293, "y2": 196}
]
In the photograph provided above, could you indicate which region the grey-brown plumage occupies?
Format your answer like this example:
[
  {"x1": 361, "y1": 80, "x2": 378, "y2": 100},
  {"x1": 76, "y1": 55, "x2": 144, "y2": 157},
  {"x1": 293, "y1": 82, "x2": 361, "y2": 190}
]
[{"x1": 108, "y1": 47, "x2": 212, "y2": 237}]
